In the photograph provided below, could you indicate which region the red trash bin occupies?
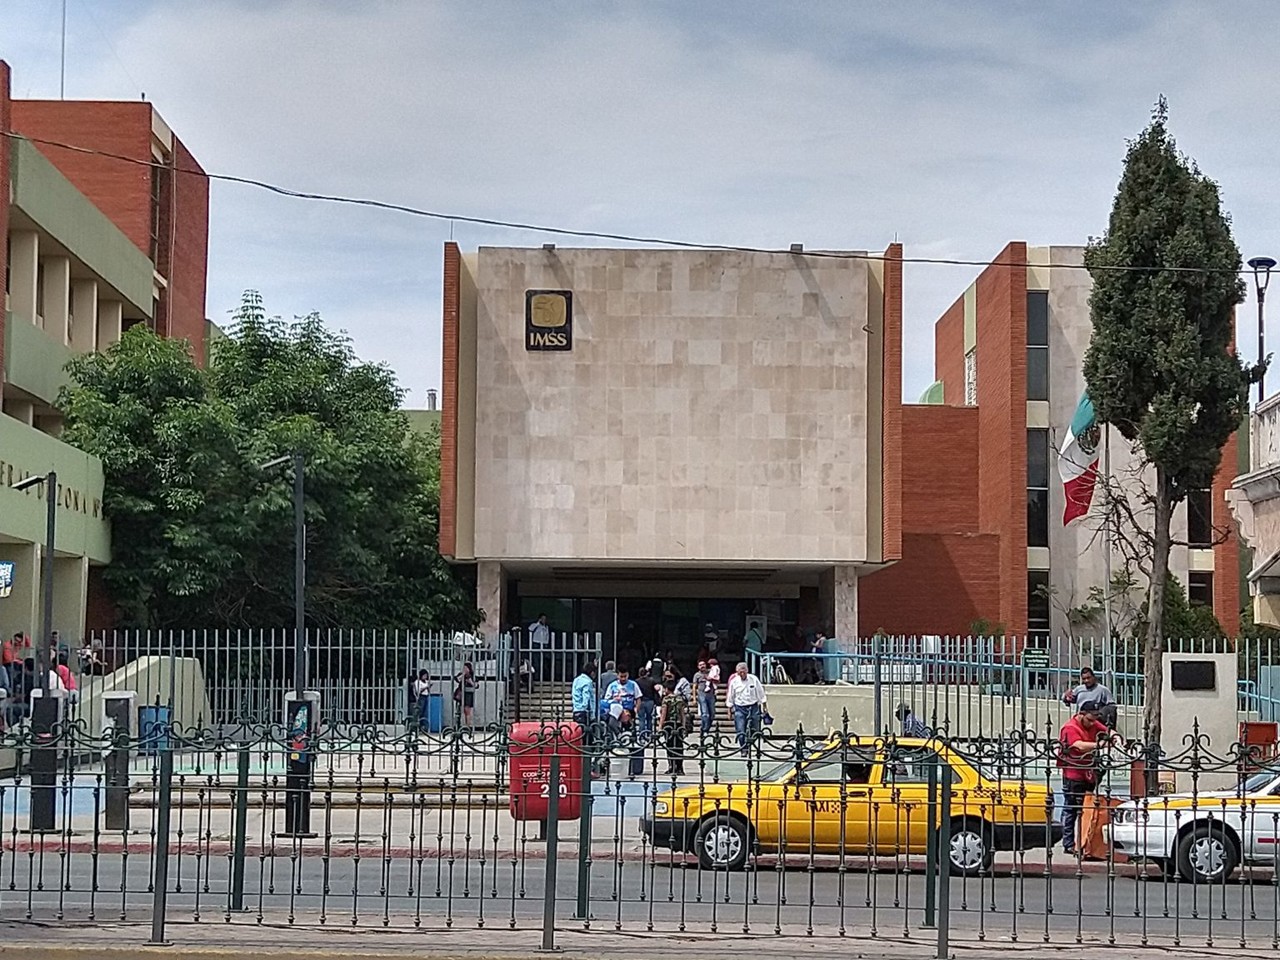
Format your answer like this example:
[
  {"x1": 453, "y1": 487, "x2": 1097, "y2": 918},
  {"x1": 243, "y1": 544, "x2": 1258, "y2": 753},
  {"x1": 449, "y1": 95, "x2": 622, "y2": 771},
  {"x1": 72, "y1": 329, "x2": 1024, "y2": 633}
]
[{"x1": 509, "y1": 721, "x2": 584, "y2": 822}]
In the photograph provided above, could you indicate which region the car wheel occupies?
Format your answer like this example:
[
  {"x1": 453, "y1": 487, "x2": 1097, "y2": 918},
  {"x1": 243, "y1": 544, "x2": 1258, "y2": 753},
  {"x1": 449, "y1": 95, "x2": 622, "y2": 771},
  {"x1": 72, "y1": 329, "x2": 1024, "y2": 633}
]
[
  {"x1": 694, "y1": 815, "x2": 750, "y2": 871},
  {"x1": 1176, "y1": 825, "x2": 1238, "y2": 884},
  {"x1": 948, "y1": 819, "x2": 994, "y2": 876}
]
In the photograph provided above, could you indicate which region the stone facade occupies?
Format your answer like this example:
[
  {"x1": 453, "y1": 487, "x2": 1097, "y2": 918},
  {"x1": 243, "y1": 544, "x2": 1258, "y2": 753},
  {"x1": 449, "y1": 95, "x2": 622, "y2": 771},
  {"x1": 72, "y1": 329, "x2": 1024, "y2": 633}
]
[{"x1": 465, "y1": 247, "x2": 879, "y2": 565}]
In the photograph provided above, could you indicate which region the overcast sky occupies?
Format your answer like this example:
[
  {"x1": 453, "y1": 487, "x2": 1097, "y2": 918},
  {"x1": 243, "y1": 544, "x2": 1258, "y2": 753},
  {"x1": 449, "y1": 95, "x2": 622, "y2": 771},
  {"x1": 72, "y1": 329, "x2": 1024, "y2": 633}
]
[{"x1": 7, "y1": 1, "x2": 1280, "y2": 406}]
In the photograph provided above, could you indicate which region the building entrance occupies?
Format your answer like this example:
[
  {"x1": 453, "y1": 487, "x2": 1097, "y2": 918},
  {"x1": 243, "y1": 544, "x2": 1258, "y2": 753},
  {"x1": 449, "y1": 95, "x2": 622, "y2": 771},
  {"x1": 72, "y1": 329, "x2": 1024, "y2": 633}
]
[{"x1": 513, "y1": 596, "x2": 800, "y2": 679}]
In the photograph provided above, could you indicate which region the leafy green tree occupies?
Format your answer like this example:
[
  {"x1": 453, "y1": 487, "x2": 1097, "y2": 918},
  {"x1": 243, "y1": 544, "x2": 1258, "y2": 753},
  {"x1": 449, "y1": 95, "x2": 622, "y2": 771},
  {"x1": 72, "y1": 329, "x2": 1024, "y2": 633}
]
[
  {"x1": 60, "y1": 326, "x2": 246, "y2": 626},
  {"x1": 1083, "y1": 100, "x2": 1257, "y2": 745},
  {"x1": 59, "y1": 293, "x2": 478, "y2": 632}
]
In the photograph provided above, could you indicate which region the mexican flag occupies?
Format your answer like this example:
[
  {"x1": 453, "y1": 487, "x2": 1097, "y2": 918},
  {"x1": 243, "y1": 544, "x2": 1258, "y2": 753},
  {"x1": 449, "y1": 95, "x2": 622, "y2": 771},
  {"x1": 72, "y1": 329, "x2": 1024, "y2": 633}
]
[{"x1": 1059, "y1": 392, "x2": 1101, "y2": 525}]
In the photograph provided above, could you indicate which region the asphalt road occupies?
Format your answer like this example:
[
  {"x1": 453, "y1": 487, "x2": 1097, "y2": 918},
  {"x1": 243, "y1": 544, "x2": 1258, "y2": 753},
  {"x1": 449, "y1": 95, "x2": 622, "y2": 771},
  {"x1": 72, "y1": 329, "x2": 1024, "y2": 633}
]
[{"x1": 2, "y1": 851, "x2": 1277, "y2": 949}]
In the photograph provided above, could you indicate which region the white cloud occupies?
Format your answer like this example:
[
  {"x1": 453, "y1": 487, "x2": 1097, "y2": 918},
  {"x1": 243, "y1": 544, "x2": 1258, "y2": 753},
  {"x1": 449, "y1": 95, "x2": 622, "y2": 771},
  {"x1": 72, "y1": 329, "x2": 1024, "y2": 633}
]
[{"x1": 7, "y1": 0, "x2": 1280, "y2": 403}]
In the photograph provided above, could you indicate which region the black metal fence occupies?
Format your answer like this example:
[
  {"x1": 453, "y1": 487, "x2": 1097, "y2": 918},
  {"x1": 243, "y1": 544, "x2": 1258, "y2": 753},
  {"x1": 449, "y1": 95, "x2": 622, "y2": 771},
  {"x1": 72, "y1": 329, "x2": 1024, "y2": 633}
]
[{"x1": 1, "y1": 711, "x2": 1279, "y2": 955}]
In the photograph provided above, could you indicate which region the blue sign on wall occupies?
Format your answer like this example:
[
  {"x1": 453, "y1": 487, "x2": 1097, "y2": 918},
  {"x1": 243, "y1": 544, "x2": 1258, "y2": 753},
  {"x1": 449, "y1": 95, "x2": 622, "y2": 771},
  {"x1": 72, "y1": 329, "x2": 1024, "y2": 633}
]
[{"x1": 0, "y1": 561, "x2": 13, "y2": 599}]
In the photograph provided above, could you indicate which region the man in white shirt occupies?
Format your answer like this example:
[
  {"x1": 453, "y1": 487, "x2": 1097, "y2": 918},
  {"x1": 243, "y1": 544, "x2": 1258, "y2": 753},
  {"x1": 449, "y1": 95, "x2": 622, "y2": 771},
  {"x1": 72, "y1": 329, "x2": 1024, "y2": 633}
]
[
  {"x1": 528, "y1": 615, "x2": 550, "y2": 648},
  {"x1": 527, "y1": 614, "x2": 551, "y2": 681},
  {"x1": 724, "y1": 662, "x2": 767, "y2": 756}
]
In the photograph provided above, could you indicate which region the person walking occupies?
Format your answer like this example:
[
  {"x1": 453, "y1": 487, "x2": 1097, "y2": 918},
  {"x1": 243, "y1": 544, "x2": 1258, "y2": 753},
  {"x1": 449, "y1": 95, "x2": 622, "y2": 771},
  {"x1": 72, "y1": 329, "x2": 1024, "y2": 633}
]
[
  {"x1": 411, "y1": 669, "x2": 432, "y2": 730},
  {"x1": 1057, "y1": 700, "x2": 1115, "y2": 855},
  {"x1": 693, "y1": 660, "x2": 716, "y2": 736},
  {"x1": 659, "y1": 671, "x2": 688, "y2": 776},
  {"x1": 453, "y1": 661, "x2": 477, "y2": 732},
  {"x1": 572, "y1": 661, "x2": 597, "y2": 729},
  {"x1": 725, "y1": 662, "x2": 768, "y2": 757},
  {"x1": 1064, "y1": 667, "x2": 1116, "y2": 728},
  {"x1": 527, "y1": 614, "x2": 551, "y2": 681}
]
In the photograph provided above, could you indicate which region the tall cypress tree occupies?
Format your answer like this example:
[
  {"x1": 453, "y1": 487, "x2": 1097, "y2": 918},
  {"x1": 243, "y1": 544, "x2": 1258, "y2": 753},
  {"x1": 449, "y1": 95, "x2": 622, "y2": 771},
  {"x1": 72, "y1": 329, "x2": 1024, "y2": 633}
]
[{"x1": 1083, "y1": 99, "x2": 1256, "y2": 746}]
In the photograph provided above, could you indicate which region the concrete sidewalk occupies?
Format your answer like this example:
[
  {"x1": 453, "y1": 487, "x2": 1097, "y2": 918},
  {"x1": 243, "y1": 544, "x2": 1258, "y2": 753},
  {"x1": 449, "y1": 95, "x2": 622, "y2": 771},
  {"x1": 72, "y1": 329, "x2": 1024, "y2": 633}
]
[{"x1": 0, "y1": 919, "x2": 1257, "y2": 960}]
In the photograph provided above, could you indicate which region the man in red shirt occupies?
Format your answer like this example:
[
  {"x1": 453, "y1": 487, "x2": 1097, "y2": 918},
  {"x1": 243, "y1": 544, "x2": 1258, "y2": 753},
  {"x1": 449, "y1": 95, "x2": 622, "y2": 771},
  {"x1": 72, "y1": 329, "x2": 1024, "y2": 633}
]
[{"x1": 1058, "y1": 700, "x2": 1114, "y2": 855}]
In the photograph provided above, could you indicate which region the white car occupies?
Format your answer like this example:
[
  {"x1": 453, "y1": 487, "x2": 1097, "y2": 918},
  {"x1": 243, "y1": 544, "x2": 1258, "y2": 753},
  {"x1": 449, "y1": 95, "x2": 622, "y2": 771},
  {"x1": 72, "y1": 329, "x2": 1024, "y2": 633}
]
[{"x1": 1109, "y1": 770, "x2": 1280, "y2": 883}]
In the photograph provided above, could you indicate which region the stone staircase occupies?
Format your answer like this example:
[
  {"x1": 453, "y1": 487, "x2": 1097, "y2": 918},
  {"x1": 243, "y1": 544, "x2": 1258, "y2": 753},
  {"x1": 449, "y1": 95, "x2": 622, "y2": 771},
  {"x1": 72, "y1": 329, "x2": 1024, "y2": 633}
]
[{"x1": 508, "y1": 682, "x2": 728, "y2": 734}]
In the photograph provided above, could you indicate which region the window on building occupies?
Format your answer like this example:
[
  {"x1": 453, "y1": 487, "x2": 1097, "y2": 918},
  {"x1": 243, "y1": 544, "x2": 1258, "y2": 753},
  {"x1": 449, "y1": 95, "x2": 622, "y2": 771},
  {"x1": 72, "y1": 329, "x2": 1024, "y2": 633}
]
[
  {"x1": 964, "y1": 349, "x2": 977, "y2": 405},
  {"x1": 1027, "y1": 428, "x2": 1050, "y2": 548},
  {"x1": 1027, "y1": 291, "x2": 1049, "y2": 402},
  {"x1": 150, "y1": 165, "x2": 165, "y2": 263},
  {"x1": 35, "y1": 261, "x2": 45, "y2": 320},
  {"x1": 1188, "y1": 571, "x2": 1214, "y2": 609},
  {"x1": 1188, "y1": 488, "x2": 1213, "y2": 548},
  {"x1": 1028, "y1": 570, "x2": 1051, "y2": 645}
]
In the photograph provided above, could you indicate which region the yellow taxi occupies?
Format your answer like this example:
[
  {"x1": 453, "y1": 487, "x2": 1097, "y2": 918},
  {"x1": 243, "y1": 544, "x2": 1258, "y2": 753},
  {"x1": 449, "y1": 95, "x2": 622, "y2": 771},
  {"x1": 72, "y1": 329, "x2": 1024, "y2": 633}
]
[
  {"x1": 640, "y1": 736, "x2": 1059, "y2": 875},
  {"x1": 1109, "y1": 769, "x2": 1280, "y2": 883}
]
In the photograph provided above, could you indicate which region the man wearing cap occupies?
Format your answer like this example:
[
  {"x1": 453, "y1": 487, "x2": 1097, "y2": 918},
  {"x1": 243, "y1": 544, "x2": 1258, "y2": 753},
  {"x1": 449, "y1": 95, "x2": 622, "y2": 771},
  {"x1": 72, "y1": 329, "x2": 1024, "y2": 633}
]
[
  {"x1": 1057, "y1": 700, "x2": 1116, "y2": 855},
  {"x1": 896, "y1": 703, "x2": 931, "y2": 738}
]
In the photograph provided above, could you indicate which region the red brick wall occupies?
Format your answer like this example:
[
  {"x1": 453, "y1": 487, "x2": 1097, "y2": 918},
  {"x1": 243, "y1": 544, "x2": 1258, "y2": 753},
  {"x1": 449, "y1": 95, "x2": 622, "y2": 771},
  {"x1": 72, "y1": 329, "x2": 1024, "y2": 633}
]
[
  {"x1": 901, "y1": 405, "x2": 981, "y2": 533},
  {"x1": 934, "y1": 297, "x2": 965, "y2": 404},
  {"x1": 12, "y1": 101, "x2": 210, "y2": 363},
  {"x1": 974, "y1": 243, "x2": 1028, "y2": 634},
  {"x1": 881, "y1": 244, "x2": 903, "y2": 562},
  {"x1": 0, "y1": 63, "x2": 10, "y2": 395},
  {"x1": 12, "y1": 101, "x2": 153, "y2": 253},
  {"x1": 439, "y1": 243, "x2": 461, "y2": 558},
  {"x1": 169, "y1": 137, "x2": 210, "y2": 364},
  {"x1": 859, "y1": 533, "x2": 1003, "y2": 636},
  {"x1": 1213, "y1": 431, "x2": 1241, "y2": 635},
  {"x1": 859, "y1": 402, "x2": 1001, "y2": 634}
]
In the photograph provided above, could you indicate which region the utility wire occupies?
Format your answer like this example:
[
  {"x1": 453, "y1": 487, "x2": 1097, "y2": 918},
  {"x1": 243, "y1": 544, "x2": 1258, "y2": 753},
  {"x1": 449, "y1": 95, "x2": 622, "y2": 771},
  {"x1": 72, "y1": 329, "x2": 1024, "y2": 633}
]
[{"x1": 2, "y1": 130, "x2": 1253, "y2": 278}]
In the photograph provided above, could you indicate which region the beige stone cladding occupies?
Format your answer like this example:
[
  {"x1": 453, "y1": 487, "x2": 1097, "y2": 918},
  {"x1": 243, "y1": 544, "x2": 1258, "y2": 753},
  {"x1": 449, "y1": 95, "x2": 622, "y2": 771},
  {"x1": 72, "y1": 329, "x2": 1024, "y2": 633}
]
[{"x1": 470, "y1": 247, "x2": 876, "y2": 564}]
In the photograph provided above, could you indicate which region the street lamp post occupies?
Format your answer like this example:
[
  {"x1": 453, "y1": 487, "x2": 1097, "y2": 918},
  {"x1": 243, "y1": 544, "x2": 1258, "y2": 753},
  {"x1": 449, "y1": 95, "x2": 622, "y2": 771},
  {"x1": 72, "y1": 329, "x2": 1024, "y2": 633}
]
[
  {"x1": 11, "y1": 472, "x2": 56, "y2": 695},
  {"x1": 1249, "y1": 256, "x2": 1276, "y2": 404},
  {"x1": 260, "y1": 453, "x2": 306, "y2": 695},
  {"x1": 261, "y1": 451, "x2": 315, "y2": 837},
  {"x1": 293, "y1": 450, "x2": 305, "y2": 697},
  {"x1": 10, "y1": 471, "x2": 59, "y2": 831}
]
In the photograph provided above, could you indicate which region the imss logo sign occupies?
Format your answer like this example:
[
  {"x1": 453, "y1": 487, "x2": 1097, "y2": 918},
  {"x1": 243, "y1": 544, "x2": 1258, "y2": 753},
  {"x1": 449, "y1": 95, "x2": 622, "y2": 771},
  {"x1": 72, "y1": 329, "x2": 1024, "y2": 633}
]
[{"x1": 525, "y1": 290, "x2": 573, "y2": 351}]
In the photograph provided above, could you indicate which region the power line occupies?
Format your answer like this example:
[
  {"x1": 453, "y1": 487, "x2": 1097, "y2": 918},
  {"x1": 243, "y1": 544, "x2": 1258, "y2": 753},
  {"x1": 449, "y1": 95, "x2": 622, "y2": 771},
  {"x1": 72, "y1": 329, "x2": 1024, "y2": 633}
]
[{"x1": 1, "y1": 130, "x2": 1253, "y2": 278}]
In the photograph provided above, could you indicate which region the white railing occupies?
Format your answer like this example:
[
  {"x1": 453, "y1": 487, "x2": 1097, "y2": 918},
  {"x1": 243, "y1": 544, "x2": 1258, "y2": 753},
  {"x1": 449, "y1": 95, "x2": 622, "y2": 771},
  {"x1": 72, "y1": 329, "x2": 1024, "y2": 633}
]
[{"x1": 1251, "y1": 391, "x2": 1280, "y2": 472}]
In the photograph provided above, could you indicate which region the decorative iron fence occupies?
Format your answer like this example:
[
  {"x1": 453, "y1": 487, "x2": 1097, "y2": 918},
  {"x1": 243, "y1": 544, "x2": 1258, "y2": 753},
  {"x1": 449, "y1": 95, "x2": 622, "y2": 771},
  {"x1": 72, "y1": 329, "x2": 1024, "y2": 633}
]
[
  {"x1": 48, "y1": 629, "x2": 602, "y2": 733},
  {"x1": 0, "y1": 711, "x2": 1278, "y2": 952},
  {"x1": 751, "y1": 634, "x2": 1280, "y2": 724}
]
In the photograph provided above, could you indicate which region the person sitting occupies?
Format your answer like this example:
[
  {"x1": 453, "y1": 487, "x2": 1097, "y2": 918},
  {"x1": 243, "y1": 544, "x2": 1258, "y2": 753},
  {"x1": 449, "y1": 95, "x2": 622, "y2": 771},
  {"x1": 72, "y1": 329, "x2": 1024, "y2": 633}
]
[{"x1": 895, "y1": 703, "x2": 931, "y2": 738}]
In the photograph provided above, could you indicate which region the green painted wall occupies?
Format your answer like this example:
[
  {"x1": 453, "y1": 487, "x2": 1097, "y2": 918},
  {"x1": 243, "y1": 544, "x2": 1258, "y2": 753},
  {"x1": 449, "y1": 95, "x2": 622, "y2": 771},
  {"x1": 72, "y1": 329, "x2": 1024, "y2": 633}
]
[
  {"x1": 403, "y1": 409, "x2": 441, "y2": 436},
  {"x1": 11, "y1": 138, "x2": 153, "y2": 315},
  {"x1": 0, "y1": 414, "x2": 110, "y2": 563},
  {"x1": 917, "y1": 380, "x2": 945, "y2": 404},
  {"x1": 4, "y1": 311, "x2": 75, "y2": 405}
]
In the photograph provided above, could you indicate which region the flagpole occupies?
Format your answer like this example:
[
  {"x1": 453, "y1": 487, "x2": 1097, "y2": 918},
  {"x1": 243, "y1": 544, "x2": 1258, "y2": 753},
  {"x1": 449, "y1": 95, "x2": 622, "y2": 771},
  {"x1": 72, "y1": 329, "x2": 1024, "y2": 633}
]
[{"x1": 1102, "y1": 423, "x2": 1113, "y2": 680}]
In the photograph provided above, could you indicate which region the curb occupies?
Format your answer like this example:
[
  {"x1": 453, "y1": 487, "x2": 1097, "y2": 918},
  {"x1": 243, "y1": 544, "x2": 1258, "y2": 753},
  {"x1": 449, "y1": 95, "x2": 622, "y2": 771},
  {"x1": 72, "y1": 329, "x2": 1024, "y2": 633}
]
[{"x1": 0, "y1": 836, "x2": 1147, "y2": 876}]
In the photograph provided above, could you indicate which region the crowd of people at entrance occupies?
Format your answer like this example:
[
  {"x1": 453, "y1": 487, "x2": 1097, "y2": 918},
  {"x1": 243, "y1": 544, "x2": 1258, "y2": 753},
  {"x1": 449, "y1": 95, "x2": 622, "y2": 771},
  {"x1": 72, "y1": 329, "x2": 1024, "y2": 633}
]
[{"x1": 563, "y1": 651, "x2": 771, "y2": 778}]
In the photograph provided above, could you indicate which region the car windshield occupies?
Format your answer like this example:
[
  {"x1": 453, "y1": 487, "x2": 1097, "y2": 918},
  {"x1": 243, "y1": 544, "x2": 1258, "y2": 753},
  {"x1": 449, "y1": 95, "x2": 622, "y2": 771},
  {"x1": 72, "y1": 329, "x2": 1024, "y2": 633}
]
[
  {"x1": 1242, "y1": 770, "x2": 1280, "y2": 794},
  {"x1": 755, "y1": 747, "x2": 878, "y2": 784}
]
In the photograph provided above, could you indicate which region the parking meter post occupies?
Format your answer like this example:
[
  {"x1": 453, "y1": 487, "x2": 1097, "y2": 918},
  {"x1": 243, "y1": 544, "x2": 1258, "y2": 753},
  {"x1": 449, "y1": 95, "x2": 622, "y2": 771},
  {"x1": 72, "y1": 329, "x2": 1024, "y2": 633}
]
[
  {"x1": 231, "y1": 744, "x2": 251, "y2": 912},
  {"x1": 541, "y1": 753, "x2": 561, "y2": 952},
  {"x1": 29, "y1": 691, "x2": 62, "y2": 832},
  {"x1": 575, "y1": 737, "x2": 593, "y2": 921},
  {"x1": 102, "y1": 691, "x2": 135, "y2": 832},
  {"x1": 923, "y1": 759, "x2": 938, "y2": 929},
  {"x1": 936, "y1": 770, "x2": 952, "y2": 960},
  {"x1": 148, "y1": 744, "x2": 175, "y2": 945},
  {"x1": 281, "y1": 691, "x2": 319, "y2": 839}
]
